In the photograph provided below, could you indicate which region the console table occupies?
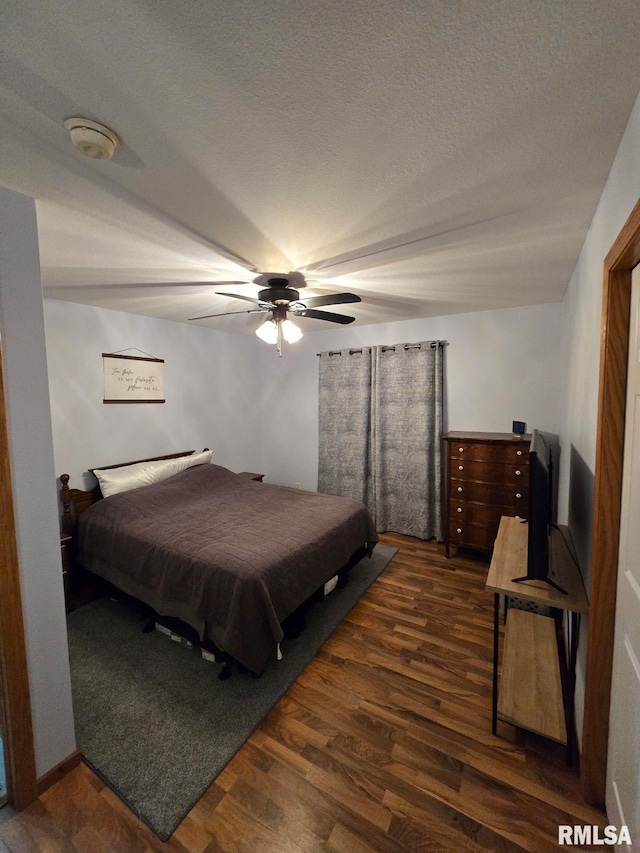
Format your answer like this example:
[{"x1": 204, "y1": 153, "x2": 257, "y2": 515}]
[{"x1": 486, "y1": 516, "x2": 588, "y2": 764}]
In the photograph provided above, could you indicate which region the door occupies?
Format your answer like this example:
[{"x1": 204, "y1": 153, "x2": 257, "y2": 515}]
[
  {"x1": 0, "y1": 338, "x2": 37, "y2": 809},
  {"x1": 606, "y1": 264, "x2": 640, "y2": 839}
]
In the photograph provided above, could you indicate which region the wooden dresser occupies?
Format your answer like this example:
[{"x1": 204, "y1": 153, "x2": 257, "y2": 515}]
[{"x1": 443, "y1": 431, "x2": 530, "y2": 556}]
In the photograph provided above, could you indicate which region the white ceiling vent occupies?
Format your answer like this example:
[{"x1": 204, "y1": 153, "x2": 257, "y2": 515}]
[{"x1": 63, "y1": 117, "x2": 119, "y2": 160}]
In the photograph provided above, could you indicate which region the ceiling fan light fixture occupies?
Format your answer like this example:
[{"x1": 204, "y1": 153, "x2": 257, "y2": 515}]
[
  {"x1": 281, "y1": 318, "x2": 303, "y2": 343},
  {"x1": 193, "y1": 273, "x2": 359, "y2": 352},
  {"x1": 255, "y1": 318, "x2": 278, "y2": 344}
]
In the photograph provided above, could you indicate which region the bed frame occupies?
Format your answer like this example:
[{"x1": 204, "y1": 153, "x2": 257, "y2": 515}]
[
  {"x1": 59, "y1": 449, "x2": 206, "y2": 535},
  {"x1": 59, "y1": 446, "x2": 366, "y2": 679}
]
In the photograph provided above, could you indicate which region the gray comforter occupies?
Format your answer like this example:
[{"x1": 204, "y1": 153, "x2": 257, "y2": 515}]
[{"x1": 78, "y1": 463, "x2": 378, "y2": 673}]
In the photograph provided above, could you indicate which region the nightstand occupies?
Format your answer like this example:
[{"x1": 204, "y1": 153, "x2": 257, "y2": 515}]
[{"x1": 237, "y1": 471, "x2": 264, "y2": 482}]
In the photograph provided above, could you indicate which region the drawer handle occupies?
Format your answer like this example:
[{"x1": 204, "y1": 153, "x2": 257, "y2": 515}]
[
  {"x1": 516, "y1": 493, "x2": 522, "y2": 499},
  {"x1": 516, "y1": 450, "x2": 523, "y2": 456},
  {"x1": 457, "y1": 507, "x2": 463, "y2": 513},
  {"x1": 458, "y1": 446, "x2": 464, "y2": 452},
  {"x1": 457, "y1": 486, "x2": 463, "y2": 492},
  {"x1": 456, "y1": 527, "x2": 462, "y2": 534},
  {"x1": 458, "y1": 465, "x2": 464, "y2": 471},
  {"x1": 515, "y1": 469, "x2": 521, "y2": 475}
]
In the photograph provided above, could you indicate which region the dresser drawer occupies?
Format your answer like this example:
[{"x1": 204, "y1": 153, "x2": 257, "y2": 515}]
[
  {"x1": 448, "y1": 518, "x2": 497, "y2": 552},
  {"x1": 449, "y1": 478, "x2": 528, "y2": 513},
  {"x1": 450, "y1": 459, "x2": 528, "y2": 485},
  {"x1": 449, "y1": 441, "x2": 528, "y2": 464},
  {"x1": 448, "y1": 500, "x2": 512, "y2": 528}
]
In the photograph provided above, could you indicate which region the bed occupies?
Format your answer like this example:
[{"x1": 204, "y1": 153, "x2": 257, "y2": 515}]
[{"x1": 59, "y1": 449, "x2": 378, "y2": 675}]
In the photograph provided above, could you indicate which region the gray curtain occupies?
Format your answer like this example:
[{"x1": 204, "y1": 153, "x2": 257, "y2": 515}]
[
  {"x1": 318, "y1": 341, "x2": 444, "y2": 540},
  {"x1": 318, "y1": 348, "x2": 373, "y2": 507}
]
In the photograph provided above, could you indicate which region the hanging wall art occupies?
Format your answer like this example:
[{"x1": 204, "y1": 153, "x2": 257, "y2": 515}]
[{"x1": 102, "y1": 350, "x2": 165, "y2": 404}]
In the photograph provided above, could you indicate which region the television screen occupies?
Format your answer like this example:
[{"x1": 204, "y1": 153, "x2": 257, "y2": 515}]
[
  {"x1": 526, "y1": 430, "x2": 550, "y2": 580},
  {"x1": 512, "y1": 429, "x2": 566, "y2": 592}
]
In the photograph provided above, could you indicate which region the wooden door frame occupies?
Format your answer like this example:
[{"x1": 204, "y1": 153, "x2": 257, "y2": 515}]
[
  {"x1": 0, "y1": 340, "x2": 38, "y2": 810},
  {"x1": 581, "y1": 198, "x2": 640, "y2": 807}
]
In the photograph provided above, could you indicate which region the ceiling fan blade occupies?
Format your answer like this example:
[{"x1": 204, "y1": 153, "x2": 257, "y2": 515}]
[
  {"x1": 299, "y1": 292, "x2": 361, "y2": 309},
  {"x1": 188, "y1": 308, "x2": 266, "y2": 321},
  {"x1": 300, "y1": 308, "x2": 356, "y2": 325},
  {"x1": 215, "y1": 291, "x2": 270, "y2": 306},
  {"x1": 212, "y1": 281, "x2": 255, "y2": 286},
  {"x1": 46, "y1": 280, "x2": 254, "y2": 291}
]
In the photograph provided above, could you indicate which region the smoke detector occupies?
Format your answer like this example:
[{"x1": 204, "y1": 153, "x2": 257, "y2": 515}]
[{"x1": 63, "y1": 117, "x2": 119, "y2": 160}]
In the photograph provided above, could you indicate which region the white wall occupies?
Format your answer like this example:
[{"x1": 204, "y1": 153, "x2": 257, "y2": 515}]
[
  {"x1": 0, "y1": 187, "x2": 76, "y2": 777},
  {"x1": 559, "y1": 89, "x2": 640, "y2": 744},
  {"x1": 258, "y1": 302, "x2": 565, "y2": 492},
  {"x1": 43, "y1": 297, "x2": 565, "y2": 494},
  {"x1": 44, "y1": 300, "x2": 267, "y2": 488}
]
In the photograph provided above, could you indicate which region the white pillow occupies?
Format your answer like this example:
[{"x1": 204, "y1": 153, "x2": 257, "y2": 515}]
[{"x1": 94, "y1": 450, "x2": 212, "y2": 498}]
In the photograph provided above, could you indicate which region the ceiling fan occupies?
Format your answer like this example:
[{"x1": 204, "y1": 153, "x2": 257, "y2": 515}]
[{"x1": 188, "y1": 271, "x2": 361, "y2": 355}]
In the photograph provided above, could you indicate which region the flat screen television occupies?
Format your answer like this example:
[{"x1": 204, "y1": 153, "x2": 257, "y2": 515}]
[{"x1": 512, "y1": 429, "x2": 566, "y2": 593}]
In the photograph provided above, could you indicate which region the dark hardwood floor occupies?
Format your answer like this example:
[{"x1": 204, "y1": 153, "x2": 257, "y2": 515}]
[{"x1": 0, "y1": 533, "x2": 605, "y2": 852}]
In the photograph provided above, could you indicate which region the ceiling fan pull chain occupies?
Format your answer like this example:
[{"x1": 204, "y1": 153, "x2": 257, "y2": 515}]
[{"x1": 277, "y1": 321, "x2": 283, "y2": 357}]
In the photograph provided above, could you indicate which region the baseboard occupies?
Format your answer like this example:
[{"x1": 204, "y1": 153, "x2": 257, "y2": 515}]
[{"x1": 37, "y1": 749, "x2": 82, "y2": 796}]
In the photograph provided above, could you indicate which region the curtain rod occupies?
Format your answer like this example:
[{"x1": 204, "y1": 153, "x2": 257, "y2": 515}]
[{"x1": 316, "y1": 341, "x2": 448, "y2": 356}]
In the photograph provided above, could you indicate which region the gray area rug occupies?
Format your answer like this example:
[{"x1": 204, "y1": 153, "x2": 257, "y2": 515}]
[{"x1": 66, "y1": 544, "x2": 396, "y2": 840}]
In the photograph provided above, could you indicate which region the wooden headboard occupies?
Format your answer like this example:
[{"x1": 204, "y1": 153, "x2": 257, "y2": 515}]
[{"x1": 59, "y1": 448, "x2": 207, "y2": 535}]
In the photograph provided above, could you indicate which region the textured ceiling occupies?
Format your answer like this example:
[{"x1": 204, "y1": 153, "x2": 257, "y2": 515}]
[{"x1": 1, "y1": 0, "x2": 640, "y2": 333}]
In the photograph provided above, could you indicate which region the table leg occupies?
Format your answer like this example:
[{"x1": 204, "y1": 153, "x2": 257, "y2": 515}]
[
  {"x1": 565, "y1": 612, "x2": 580, "y2": 767},
  {"x1": 492, "y1": 592, "x2": 500, "y2": 736}
]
